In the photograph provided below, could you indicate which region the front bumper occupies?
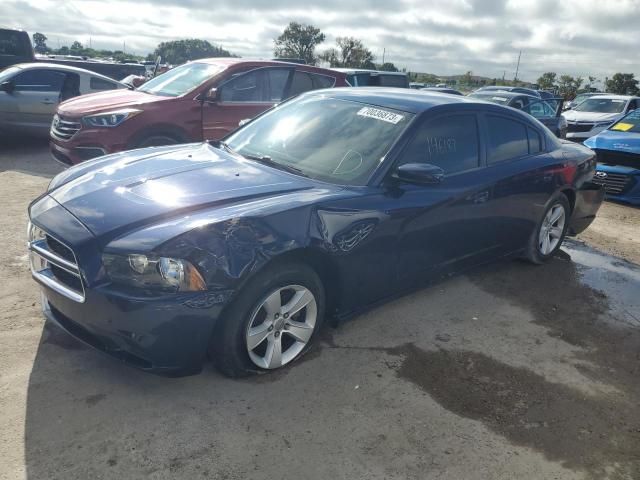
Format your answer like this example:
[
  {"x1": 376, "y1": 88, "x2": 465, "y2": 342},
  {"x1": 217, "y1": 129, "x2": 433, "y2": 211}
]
[
  {"x1": 595, "y1": 165, "x2": 640, "y2": 206},
  {"x1": 38, "y1": 281, "x2": 226, "y2": 376}
]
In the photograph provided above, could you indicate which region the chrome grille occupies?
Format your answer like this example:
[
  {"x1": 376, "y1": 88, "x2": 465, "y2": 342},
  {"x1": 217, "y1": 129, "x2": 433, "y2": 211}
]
[
  {"x1": 51, "y1": 114, "x2": 81, "y2": 140},
  {"x1": 592, "y1": 172, "x2": 634, "y2": 195},
  {"x1": 28, "y1": 223, "x2": 85, "y2": 303}
]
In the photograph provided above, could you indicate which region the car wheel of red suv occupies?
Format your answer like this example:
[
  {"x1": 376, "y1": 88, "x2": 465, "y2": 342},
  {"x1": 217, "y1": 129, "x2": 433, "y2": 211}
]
[{"x1": 135, "y1": 134, "x2": 181, "y2": 148}]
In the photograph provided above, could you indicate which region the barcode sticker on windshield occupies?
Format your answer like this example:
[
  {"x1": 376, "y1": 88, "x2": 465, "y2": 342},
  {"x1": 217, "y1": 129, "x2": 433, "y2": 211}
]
[{"x1": 357, "y1": 107, "x2": 404, "y2": 124}]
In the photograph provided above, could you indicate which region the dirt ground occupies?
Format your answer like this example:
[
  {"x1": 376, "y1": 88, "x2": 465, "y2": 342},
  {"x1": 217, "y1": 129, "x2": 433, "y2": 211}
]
[{"x1": 1, "y1": 138, "x2": 640, "y2": 480}]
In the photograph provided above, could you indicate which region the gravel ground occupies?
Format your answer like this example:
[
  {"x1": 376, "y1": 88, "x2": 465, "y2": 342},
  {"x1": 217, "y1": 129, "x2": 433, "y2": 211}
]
[{"x1": 1, "y1": 138, "x2": 639, "y2": 480}]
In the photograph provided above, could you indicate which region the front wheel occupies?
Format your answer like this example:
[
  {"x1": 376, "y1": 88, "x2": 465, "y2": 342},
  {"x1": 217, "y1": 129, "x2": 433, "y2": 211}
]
[
  {"x1": 524, "y1": 194, "x2": 570, "y2": 264},
  {"x1": 211, "y1": 262, "x2": 325, "y2": 377}
]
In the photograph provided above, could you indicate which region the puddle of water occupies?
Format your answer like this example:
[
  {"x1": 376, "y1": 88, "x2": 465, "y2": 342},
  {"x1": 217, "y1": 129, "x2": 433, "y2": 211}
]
[{"x1": 563, "y1": 239, "x2": 640, "y2": 328}]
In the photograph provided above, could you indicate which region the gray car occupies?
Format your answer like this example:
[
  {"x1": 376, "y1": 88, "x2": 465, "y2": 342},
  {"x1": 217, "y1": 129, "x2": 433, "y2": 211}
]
[{"x1": 0, "y1": 63, "x2": 126, "y2": 136}]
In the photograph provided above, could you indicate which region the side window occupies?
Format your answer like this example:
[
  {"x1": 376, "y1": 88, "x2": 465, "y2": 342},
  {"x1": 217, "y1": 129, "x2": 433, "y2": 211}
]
[
  {"x1": 527, "y1": 100, "x2": 555, "y2": 118},
  {"x1": 220, "y1": 70, "x2": 262, "y2": 102},
  {"x1": 376, "y1": 75, "x2": 408, "y2": 88},
  {"x1": 486, "y1": 115, "x2": 529, "y2": 164},
  {"x1": 13, "y1": 69, "x2": 65, "y2": 92},
  {"x1": 289, "y1": 71, "x2": 314, "y2": 97},
  {"x1": 528, "y1": 127, "x2": 542, "y2": 154},
  {"x1": 266, "y1": 68, "x2": 290, "y2": 102},
  {"x1": 90, "y1": 76, "x2": 117, "y2": 90},
  {"x1": 399, "y1": 114, "x2": 480, "y2": 175},
  {"x1": 311, "y1": 73, "x2": 335, "y2": 89}
]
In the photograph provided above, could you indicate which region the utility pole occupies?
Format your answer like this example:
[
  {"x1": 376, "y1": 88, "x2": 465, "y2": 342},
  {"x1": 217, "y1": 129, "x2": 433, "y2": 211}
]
[
  {"x1": 514, "y1": 50, "x2": 522, "y2": 82},
  {"x1": 382, "y1": 48, "x2": 386, "y2": 64}
]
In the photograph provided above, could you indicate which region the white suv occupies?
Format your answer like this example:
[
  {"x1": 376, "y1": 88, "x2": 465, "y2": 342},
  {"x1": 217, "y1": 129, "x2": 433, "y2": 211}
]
[{"x1": 562, "y1": 95, "x2": 640, "y2": 141}]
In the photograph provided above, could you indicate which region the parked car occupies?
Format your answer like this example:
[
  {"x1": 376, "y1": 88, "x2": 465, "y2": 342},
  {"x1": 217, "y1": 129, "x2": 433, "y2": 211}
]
[
  {"x1": 469, "y1": 91, "x2": 567, "y2": 138},
  {"x1": 39, "y1": 56, "x2": 147, "y2": 81},
  {"x1": 409, "y1": 82, "x2": 425, "y2": 89},
  {"x1": 565, "y1": 92, "x2": 607, "y2": 110},
  {"x1": 584, "y1": 109, "x2": 640, "y2": 205},
  {"x1": 421, "y1": 87, "x2": 463, "y2": 95},
  {"x1": 29, "y1": 88, "x2": 603, "y2": 377},
  {"x1": 562, "y1": 95, "x2": 640, "y2": 141},
  {"x1": 50, "y1": 58, "x2": 348, "y2": 165},
  {"x1": 0, "y1": 62, "x2": 126, "y2": 137},
  {"x1": 0, "y1": 28, "x2": 34, "y2": 70},
  {"x1": 333, "y1": 68, "x2": 409, "y2": 88}
]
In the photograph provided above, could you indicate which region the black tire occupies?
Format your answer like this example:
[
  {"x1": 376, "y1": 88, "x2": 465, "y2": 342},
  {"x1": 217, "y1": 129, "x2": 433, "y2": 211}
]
[
  {"x1": 524, "y1": 193, "x2": 571, "y2": 264},
  {"x1": 134, "y1": 133, "x2": 181, "y2": 148},
  {"x1": 211, "y1": 262, "x2": 326, "y2": 378}
]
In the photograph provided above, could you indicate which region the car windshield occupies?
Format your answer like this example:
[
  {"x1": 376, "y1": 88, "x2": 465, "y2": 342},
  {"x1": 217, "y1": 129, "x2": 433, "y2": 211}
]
[
  {"x1": 469, "y1": 93, "x2": 510, "y2": 105},
  {"x1": 225, "y1": 96, "x2": 414, "y2": 186},
  {"x1": 137, "y1": 62, "x2": 225, "y2": 97},
  {"x1": 574, "y1": 98, "x2": 627, "y2": 113},
  {"x1": 609, "y1": 109, "x2": 640, "y2": 133},
  {"x1": 0, "y1": 66, "x2": 19, "y2": 82}
]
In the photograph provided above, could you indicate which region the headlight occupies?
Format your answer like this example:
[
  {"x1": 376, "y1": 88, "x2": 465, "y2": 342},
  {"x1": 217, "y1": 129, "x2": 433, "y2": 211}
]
[
  {"x1": 103, "y1": 253, "x2": 206, "y2": 292},
  {"x1": 82, "y1": 108, "x2": 141, "y2": 128},
  {"x1": 27, "y1": 221, "x2": 46, "y2": 242}
]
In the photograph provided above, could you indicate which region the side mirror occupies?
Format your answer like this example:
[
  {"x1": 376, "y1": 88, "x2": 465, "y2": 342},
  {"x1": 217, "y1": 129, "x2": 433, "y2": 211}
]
[
  {"x1": 393, "y1": 163, "x2": 444, "y2": 185},
  {"x1": 204, "y1": 87, "x2": 218, "y2": 102},
  {"x1": 0, "y1": 81, "x2": 15, "y2": 94}
]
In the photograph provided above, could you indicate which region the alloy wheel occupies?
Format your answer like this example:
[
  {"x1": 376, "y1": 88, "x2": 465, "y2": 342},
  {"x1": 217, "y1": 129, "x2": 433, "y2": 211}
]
[
  {"x1": 538, "y1": 204, "x2": 566, "y2": 255},
  {"x1": 245, "y1": 284, "x2": 317, "y2": 369}
]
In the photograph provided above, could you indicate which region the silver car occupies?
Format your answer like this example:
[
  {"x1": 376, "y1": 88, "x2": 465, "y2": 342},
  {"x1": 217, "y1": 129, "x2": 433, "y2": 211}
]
[{"x1": 0, "y1": 62, "x2": 126, "y2": 136}]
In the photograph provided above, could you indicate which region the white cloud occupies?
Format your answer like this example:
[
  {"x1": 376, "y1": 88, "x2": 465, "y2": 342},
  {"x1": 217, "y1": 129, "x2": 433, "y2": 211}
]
[{"x1": 2, "y1": 0, "x2": 639, "y2": 82}]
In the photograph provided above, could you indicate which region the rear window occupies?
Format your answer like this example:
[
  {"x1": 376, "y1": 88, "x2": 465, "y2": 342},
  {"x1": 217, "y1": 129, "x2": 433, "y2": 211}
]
[
  {"x1": 289, "y1": 71, "x2": 336, "y2": 97},
  {"x1": 0, "y1": 30, "x2": 30, "y2": 57},
  {"x1": 373, "y1": 74, "x2": 408, "y2": 88},
  {"x1": 486, "y1": 115, "x2": 529, "y2": 164}
]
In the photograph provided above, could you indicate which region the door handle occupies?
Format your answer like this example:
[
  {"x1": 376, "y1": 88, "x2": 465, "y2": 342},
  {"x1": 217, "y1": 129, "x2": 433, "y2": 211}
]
[{"x1": 42, "y1": 100, "x2": 55, "y2": 105}]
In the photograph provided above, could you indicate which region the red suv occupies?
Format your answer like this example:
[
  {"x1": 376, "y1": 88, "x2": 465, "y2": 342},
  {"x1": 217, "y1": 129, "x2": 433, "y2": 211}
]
[{"x1": 50, "y1": 58, "x2": 348, "y2": 165}]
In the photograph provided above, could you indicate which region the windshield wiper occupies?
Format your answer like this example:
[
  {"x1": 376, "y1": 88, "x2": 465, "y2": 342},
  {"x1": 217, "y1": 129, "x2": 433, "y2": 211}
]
[{"x1": 210, "y1": 141, "x2": 308, "y2": 178}]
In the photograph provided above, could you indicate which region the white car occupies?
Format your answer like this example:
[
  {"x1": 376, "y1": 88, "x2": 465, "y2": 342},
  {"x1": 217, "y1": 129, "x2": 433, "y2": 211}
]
[
  {"x1": 562, "y1": 95, "x2": 640, "y2": 141},
  {"x1": 0, "y1": 62, "x2": 127, "y2": 137}
]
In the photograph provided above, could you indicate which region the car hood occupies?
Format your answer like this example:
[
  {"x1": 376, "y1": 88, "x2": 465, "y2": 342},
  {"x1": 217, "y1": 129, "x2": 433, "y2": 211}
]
[
  {"x1": 584, "y1": 129, "x2": 640, "y2": 154},
  {"x1": 57, "y1": 89, "x2": 170, "y2": 117},
  {"x1": 562, "y1": 110, "x2": 623, "y2": 123},
  {"x1": 47, "y1": 143, "x2": 324, "y2": 239}
]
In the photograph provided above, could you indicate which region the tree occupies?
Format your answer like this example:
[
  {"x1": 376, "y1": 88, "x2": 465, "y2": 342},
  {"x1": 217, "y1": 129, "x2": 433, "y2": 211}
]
[
  {"x1": 319, "y1": 37, "x2": 375, "y2": 69},
  {"x1": 461, "y1": 70, "x2": 473, "y2": 86},
  {"x1": 606, "y1": 73, "x2": 639, "y2": 95},
  {"x1": 69, "y1": 41, "x2": 84, "y2": 54},
  {"x1": 378, "y1": 62, "x2": 399, "y2": 72},
  {"x1": 273, "y1": 22, "x2": 325, "y2": 65},
  {"x1": 557, "y1": 75, "x2": 583, "y2": 99},
  {"x1": 151, "y1": 39, "x2": 232, "y2": 65},
  {"x1": 537, "y1": 72, "x2": 557, "y2": 90},
  {"x1": 32, "y1": 32, "x2": 48, "y2": 54}
]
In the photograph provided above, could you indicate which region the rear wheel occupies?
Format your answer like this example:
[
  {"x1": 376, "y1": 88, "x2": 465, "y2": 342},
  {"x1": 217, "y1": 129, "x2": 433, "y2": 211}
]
[
  {"x1": 524, "y1": 194, "x2": 570, "y2": 264},
  {"x1": 211, "y1": 262, "x2": 325, "y2": 377}
]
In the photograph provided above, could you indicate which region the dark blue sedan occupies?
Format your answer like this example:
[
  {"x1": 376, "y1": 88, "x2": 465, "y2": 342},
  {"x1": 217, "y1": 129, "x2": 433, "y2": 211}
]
[{"x1": 28, "y1": 88, "x2": 604, "y2": 377}]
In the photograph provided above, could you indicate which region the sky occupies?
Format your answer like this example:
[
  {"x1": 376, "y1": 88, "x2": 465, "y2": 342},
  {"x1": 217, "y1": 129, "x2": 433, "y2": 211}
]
[{"x1": 2, "y1": 0, "x2": 639, "y2": 84}]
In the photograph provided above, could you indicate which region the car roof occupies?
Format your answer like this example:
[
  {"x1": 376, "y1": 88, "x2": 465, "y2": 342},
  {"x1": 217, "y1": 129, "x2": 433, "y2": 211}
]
[
  {"x1": 584, "y1": 94, "x2": 637, "y2": 100},
  {"x1": 9, "y1": 62, "x2": 122, "y2": 82},
  {"x1": 191, "y1": 57, "x2": 343, "y2": 77},
  {"x1": 306, "y1": 87, "x2": 497, "y2": 114},
  {"x1": 470, "y1": 91, "x2": 540, "y2": 100},
  {"x1": 331, "y1": 68, "x2": 407, "y2": 76}
]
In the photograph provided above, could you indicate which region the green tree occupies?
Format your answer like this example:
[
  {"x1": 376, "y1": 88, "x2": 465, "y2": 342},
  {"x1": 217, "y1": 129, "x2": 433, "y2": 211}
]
[
  {"x1": 378, "y1": 62, "x2": 399, "y2": 72},
  {"x1": 557, "y1": 75, "x2": 583, "y2": 99},
  {"x1": 320, "y1": 37, "x2": 375, "y2": 68},
  {"x1": 461, "y1": 70, "x2": 473, "y2": 86},
  {"x1": 606, "y1": 73, "x2": 639, "y2": 95},
  {"x1": 273, "y1": 22, "x2": 325, "y2": 65},
  {"x1": 32, "y1": 32, "x2": 48, "y2": 54},
  {"x1": 151, "y1": 39, "x2": 232, "y2": 65},
  {"x1": 537, "y1": 72, "x2": 557, "y2": 90}
]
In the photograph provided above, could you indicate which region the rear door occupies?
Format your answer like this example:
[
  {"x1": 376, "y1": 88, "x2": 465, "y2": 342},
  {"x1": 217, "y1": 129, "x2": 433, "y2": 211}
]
[
  {"x1": 202, "y1": 67, "x2": 292, "y2": 140},
  {"x1": 524, "y1": 98, "x2": 562, "y2": 135},
  {"x1": 8, "y1": 68, "x2": 66, "y2": 132}
]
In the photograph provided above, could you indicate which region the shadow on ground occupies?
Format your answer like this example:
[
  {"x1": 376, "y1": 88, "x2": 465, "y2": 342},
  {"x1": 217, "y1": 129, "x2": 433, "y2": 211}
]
[
  {"x1": 0, "y1": 135, "x2": 62, "y2": 178},
  {"x1": 23, "y1": 240, "x2": 640, "y2": 479}
]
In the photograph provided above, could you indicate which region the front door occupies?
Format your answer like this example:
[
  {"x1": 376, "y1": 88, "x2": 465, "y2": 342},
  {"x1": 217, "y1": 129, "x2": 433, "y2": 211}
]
[
  {"x1": 202, "y1": 67, "x2": 292, "y2": 140},
  {"x1": 10, "y1": 69, "x2": 66, "y2": 132}
]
